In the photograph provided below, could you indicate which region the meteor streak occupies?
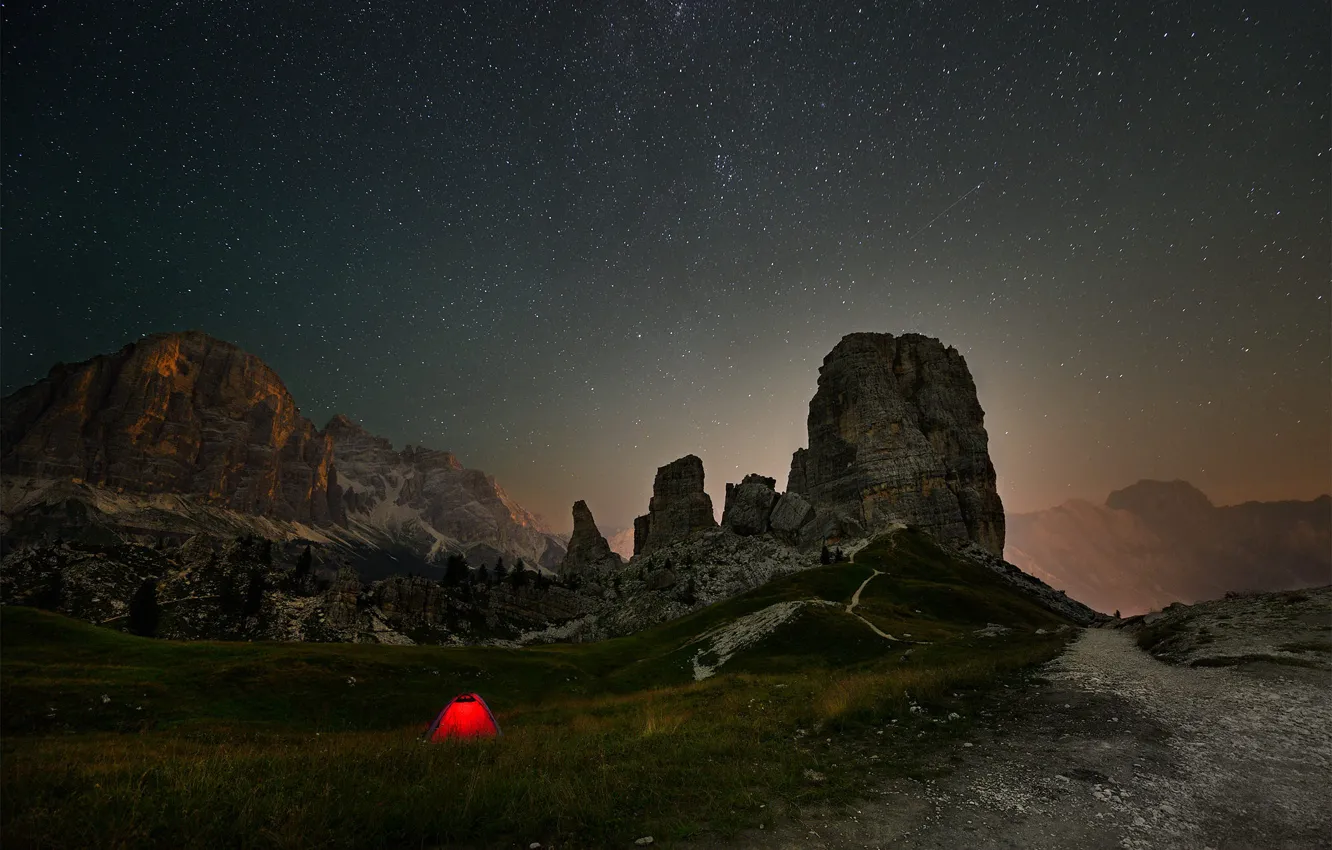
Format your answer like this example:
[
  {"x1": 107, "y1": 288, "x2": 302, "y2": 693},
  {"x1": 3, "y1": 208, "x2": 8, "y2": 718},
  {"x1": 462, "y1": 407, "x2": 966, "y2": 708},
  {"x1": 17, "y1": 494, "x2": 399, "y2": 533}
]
[{"x1": 909, "y1": 182, "x2": 983, "y2": 240}]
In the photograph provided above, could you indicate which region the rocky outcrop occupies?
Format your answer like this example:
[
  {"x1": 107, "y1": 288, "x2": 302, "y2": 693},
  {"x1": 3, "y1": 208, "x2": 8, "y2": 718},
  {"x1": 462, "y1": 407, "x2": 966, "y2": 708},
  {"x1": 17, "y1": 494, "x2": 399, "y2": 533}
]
[
  {"x1": 768, "y1": 492, "x2": 816, "y2": 540},
  {"x1": 788, "y1": 332, "x2": 1004, "y2": 555},
  {"x1": 559, "y1": 500, "x2": 621, "y2": 575},
  {"x1": 0, "y1": 331, "x2": 342, "y2": 525},
  {"x1": 603, "y1": 528, "x2": 818, "y2": 638},
  {"x1": 722, "y1": 474, "x2": 779, "y2": 536},
  {"x1": 324, "y1": 415, "x2": 565, "y2": 572},
  {"x1": 633, "y1": 455, "x2": 717, "y2": 555}
]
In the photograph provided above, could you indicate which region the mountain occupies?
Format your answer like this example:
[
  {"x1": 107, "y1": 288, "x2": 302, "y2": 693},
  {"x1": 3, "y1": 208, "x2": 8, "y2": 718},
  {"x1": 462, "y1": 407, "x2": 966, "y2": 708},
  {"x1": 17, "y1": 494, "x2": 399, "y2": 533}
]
[
  {"x1": 606, "y1": 527, "x2": 635, "y2": 560},
  {"x1": 786, "y1": 332, "x2": 1005, "y2": 555},
  {"x1": 1, "y1": 329, "x2": 1100, "y2": 647},
  {"x1": 0, "y1": 331, "x2": 565, "y2": 574},
  {"x1": 1005, "y1": 480, "x2": 1331, "y2": 615},
  {"x1": 324, "y1": 414, "x2": 565, "y2": 575},
  {"x1": 1, "y1": 330, "x2": 341, "y2": 524}
]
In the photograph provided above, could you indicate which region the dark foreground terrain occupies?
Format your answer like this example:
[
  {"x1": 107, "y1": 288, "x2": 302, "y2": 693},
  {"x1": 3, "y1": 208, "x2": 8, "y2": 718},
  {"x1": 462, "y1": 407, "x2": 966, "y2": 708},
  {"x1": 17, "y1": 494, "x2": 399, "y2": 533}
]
[
  {"x1": 709, "y1": 591, "x2": 1332, "y2": 850},
  {"x1": 8, "y1": 538, "x2": 1325, "y2": 849},
  {"x1": 1, "y1": 531, "x2": 1075, "y2": 849}
]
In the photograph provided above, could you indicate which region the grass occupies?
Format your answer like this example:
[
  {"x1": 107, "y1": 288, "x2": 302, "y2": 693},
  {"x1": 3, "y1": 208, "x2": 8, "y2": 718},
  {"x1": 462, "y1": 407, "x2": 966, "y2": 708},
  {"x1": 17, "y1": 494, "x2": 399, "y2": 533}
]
[{"x1": 1, "y1": 530, "x2": 1075, "y2": 848}]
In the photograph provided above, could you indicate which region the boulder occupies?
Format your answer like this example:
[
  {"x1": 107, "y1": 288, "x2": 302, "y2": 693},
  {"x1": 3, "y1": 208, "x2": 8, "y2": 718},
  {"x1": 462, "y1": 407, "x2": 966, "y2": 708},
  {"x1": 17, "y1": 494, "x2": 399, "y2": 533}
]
[
  {"x1": 722, "y1": 474, "x2": 779, "y2": 536},
  {"x1": 769, "y1": 492, "x2": 816, "y2": 537},
  {"x1": 633, "y1": 455, "x2": 717, "y2": 556},
  {"x1": 644, "y1": 568, "x2": 679, "y2": 591}
]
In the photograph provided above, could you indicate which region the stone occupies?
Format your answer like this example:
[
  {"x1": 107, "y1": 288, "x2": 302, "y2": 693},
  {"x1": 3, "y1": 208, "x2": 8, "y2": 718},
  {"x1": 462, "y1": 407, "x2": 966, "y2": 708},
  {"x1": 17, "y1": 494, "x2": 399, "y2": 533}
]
[
  {"x1": 722, "y1": 474, "x2": 778, "y2": 536},
  {"x1": 633, "y1": 455, "x2": 717, "y2": 556},
  {"x1": 559, "y1": 500, "x2": 619, "y2": 575},
  {"x1": 768, "y1": 491, "x2": 816, "y2": 537},
  {"x1": 788, "y1": 332, "x2": 1004, "y2": 554},
  {"x1": 644, "y1": 567, "x2": 678, "y2": 591}
]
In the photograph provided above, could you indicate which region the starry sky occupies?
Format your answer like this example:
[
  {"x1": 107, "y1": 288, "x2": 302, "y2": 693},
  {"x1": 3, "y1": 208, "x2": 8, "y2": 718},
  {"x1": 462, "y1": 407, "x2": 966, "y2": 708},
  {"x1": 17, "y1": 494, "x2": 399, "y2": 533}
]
[{"x1": 3, "y1": 1, "x2": 1328, "y2": 534}]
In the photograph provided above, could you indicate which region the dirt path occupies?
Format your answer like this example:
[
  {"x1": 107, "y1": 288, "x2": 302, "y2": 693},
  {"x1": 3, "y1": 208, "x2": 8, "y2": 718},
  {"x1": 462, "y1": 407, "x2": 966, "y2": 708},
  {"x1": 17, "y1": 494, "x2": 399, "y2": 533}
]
[
  {"x1": 845, "y1": 570, "x2": 901, "y2": 641},
  {"x1": 711, "y1": 628, "x2": 1332, "y2": 849}
]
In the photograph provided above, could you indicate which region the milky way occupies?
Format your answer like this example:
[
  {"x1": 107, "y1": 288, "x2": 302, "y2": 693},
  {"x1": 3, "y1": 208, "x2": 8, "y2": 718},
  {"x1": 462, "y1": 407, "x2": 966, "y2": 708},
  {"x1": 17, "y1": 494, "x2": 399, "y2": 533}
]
[{"x1": 3, "y1": 1, "x2": 1327, "y2": 532}]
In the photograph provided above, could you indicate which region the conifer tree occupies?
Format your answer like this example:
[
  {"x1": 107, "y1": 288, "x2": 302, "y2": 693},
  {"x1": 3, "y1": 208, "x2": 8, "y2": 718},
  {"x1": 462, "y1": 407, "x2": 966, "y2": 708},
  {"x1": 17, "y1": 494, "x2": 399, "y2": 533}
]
[
  {"x1": 242, "y1": 567, "x2": 266, "y2": 616},
  {"x1": 128, "y1": 579, "x2": 160, "y2": 637},
  {"x1": 295, "y1": 544, "x2": 313, "y2": 578},
  {"x1": 443, "y1": 554, "x2": 469, "y2": 586},
  {"x1": 509, "y1": 562, "x2": 528, "y2": 588},
  {"x1": 682, "y1": 574, "x2": 697, "y2": 605}
]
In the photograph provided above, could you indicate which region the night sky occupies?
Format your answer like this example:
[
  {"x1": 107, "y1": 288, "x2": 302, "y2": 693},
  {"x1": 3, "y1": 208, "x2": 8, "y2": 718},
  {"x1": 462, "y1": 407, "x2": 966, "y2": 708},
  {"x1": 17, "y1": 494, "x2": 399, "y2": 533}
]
[{"x1": 3, "y1": 1, "x2": 1328, "y2": 534}]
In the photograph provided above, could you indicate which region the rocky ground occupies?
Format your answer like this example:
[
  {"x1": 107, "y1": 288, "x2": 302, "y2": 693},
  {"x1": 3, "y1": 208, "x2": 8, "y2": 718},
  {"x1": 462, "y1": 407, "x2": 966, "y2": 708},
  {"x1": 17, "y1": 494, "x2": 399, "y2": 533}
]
[
  {"x1": 703, "y1": 625, "x2": 1332, "y2": 850},
  {"x1": 1124, "y1": 586, "x2": 1332, "y2": 670}
]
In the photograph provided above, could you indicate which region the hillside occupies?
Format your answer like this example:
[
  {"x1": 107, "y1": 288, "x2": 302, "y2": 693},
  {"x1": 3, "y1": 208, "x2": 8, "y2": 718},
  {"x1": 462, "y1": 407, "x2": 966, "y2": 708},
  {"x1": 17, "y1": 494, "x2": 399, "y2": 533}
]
[{"x1": 2, "y1": 530, "x2": 1077, "y2": 848}]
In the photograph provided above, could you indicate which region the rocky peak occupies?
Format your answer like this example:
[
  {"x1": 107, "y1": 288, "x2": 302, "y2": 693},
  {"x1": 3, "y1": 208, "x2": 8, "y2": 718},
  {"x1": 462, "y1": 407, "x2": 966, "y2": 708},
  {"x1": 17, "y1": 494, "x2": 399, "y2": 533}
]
[
  {"x1": 401, "y1": 444, "x2": 464, "y2": 472},
  {"x1": 633, "y1": 454, "x2": 717, "y2": 556},
  {"x1": 1106, "y1": 479, "x2": 1214, "y2": 517},
  {"x1": 789, "y1": 332, "x2": 1004, "y2": 555},
  {"x1": 324, "y1": 414, "x2": 559, "y2": 568},
  {"x1": 560, "y1": 500, "x2": 620, "y2": 574},
  {"x1": 0, "y1": 330, "x2": 341, "y2": 525}
]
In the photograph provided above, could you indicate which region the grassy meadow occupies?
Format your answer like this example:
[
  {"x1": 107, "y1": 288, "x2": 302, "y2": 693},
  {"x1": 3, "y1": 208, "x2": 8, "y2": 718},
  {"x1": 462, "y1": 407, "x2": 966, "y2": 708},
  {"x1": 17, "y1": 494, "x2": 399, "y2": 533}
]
[{"x1": 1, "y1": 531, "x2": 1074, "y2": 848}]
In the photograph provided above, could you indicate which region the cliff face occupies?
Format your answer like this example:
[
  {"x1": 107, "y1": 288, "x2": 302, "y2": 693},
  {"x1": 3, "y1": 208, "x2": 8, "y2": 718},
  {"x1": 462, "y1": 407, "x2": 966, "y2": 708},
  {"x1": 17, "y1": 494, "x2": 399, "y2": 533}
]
[
  {"x1": 0, "y1": 331, "x2": 341, "y2": 525},
  {"x1": 633, "y1": 455, "x2": 717, "y2": 556},
  {"x1": 0, "y1": 332, "x2": 565, "y2": 575},
  {"x1": 788, "y1": 333, "x2": 1004, "y2": 555},
  {"x1": 323, "y1": 414, "x2": 566, "y2": 571}
]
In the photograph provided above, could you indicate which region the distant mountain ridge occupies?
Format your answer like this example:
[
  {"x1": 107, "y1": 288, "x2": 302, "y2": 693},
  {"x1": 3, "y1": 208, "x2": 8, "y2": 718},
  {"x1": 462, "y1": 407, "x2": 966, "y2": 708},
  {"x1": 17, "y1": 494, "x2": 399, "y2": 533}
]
[
  {"x1": 1005, "y1": 480, "x2": 1330, "y2": 615},
  {"x1": 0, "y1": 331, "x2": 566, "y2": 573},
  {"x1": 1, "y1": 330, "x2": 1103, "y2": 647}
]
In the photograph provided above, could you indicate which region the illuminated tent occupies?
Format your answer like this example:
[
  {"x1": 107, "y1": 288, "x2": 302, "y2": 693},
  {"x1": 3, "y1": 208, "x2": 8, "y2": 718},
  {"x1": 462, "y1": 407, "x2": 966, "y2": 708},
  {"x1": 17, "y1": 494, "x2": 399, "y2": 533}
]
[{"x1": 426, "y1": 692, "x2": 501, "y2": 740}]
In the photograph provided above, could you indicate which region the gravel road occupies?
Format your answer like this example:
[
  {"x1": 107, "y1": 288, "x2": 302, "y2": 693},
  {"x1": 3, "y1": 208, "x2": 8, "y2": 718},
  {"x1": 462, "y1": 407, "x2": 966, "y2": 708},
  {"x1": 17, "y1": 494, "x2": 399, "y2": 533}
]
[{"x1": 711, "y1": 628, "x2": 1332, "y2": 850}]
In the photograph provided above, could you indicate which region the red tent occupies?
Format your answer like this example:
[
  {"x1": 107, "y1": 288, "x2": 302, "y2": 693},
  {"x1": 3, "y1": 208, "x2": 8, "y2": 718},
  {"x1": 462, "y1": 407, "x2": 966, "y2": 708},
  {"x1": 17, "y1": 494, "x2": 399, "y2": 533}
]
[{"x1": 426, "y1": 692, "x2": 501, "y2": 740}]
